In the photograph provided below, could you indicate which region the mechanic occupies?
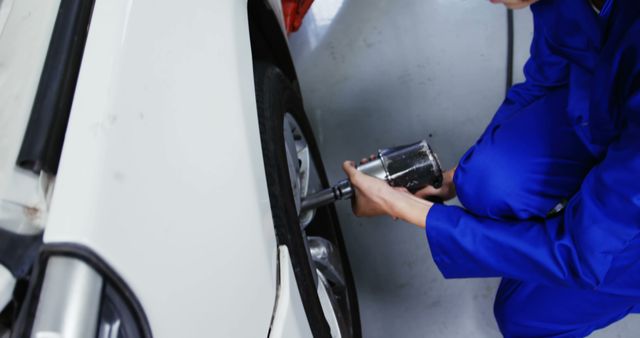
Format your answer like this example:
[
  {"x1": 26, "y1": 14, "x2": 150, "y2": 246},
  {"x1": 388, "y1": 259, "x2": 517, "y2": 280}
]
[{"x1": 342, "y1": 0, "x2": 640, "y2": 336}]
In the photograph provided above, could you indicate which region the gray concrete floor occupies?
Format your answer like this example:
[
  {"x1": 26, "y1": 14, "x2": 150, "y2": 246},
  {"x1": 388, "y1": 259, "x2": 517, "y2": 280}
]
[{"x1": 289, "y1": 1, "x2": 640, "y2": 337}]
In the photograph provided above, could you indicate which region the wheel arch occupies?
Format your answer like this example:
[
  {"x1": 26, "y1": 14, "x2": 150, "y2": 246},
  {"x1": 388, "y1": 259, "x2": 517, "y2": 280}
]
[{"x1": 248, "y1": 0, "x2": 299, "y2": 85}]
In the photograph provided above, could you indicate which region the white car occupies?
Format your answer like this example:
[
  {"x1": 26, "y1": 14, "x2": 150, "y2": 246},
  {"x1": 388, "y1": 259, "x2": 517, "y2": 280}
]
[{"x1": 0, "y1": 0, "x2": 359, "y2": 337}]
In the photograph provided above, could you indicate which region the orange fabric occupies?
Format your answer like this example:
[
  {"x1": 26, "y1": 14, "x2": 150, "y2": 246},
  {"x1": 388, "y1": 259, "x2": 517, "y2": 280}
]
[{"x1": 282, "y1": 0, "x2": 314, "y2": 33}]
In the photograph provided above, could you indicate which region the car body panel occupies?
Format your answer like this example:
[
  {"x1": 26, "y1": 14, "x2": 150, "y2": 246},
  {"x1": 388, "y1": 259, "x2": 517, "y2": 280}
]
[
  {"x1": 269, "y1": 246, "x2": 313, "y2": 338},
  {"x1": 0, "y1": 0, "x2": 59, "y2": 234},
  {"x1": 44, "y1": 0, "x2": 283, "y2": 336}
]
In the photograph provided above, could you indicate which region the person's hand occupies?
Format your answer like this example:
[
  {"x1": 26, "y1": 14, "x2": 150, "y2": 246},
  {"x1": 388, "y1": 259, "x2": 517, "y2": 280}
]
[
  {"x1": 359, "y1": 154, "x2": 377, "y2": 165},
  {"x1": 342, "y1": 161, "x2": 395, "y2": 217},
  {"x1": 414, "y1": 167, "x2": 457, "y2": 202},
  {"x1": 489, "y1": 0, "x2": 538, "y2": 9},
  {"x1": 343, "y1": 161, "x2": 433, "y2": 228}
]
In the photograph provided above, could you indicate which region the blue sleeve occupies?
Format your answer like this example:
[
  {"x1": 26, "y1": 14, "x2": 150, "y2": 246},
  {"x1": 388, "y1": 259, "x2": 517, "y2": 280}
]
[
  {"x1": 426, "y1": 87, "x2": 640, "y2": 292},
  {"x1": 490, "y1": 3, "x2": 569, "y2": 125}
]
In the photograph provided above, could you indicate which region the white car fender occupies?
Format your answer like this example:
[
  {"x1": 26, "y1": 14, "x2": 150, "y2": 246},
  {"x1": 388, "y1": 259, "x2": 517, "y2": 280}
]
[
  {"x1": 44, "y1": 0, "x2": 284, "y2": 336},
  {"x1": 269, "y1": 245, "x2": 313, "y2": 338}
]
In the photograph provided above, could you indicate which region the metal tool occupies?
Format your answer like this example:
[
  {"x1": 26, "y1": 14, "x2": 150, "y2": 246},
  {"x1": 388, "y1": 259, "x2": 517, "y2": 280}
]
[{"x1": 300, "y1": 140, "x2": 443, "y2": 212}]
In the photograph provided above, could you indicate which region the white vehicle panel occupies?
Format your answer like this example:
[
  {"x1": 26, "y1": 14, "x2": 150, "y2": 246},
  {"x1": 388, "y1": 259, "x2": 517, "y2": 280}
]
[
  {"x1": 269, "y1": 246, "x2": 313, "y2": 338},
  {"x1": 45, "y1": 0, "x2": 281, "y2": 336},
  {"x1": 0, "y1": 0, "x2": 60, "y2": 233}
]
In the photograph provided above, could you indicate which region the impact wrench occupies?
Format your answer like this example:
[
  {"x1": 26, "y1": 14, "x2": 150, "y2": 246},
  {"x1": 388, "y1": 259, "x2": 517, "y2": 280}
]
[{"x1": 300, "y1": 140, "x2": 444, "y2": 212}]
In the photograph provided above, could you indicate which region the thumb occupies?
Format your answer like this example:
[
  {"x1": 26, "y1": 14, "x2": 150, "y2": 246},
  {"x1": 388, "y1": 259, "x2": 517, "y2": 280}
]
[{"x1": 342, "y1": 160, "x2": 358, "y2": 177}]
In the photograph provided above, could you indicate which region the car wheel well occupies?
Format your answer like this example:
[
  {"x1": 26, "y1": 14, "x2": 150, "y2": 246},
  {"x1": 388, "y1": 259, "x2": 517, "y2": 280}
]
[{"x1": 248, "y1": 0, "x2": 299, "y2": 86}]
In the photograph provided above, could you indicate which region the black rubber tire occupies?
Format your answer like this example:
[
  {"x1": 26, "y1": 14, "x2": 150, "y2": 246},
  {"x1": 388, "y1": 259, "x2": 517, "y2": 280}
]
[{"x1": 253, "y1": 62, "x2": 361, "y2": 338}]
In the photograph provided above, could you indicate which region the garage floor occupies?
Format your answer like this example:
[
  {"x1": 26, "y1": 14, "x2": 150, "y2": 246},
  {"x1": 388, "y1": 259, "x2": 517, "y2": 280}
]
[{"x1": 288, "y1": 1, "x2": 640, "y2": 337}]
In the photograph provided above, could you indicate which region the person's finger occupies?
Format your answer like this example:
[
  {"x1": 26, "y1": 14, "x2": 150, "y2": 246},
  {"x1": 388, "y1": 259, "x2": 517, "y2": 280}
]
[
  {"x1": 394, "y1": 187, "x2": 410, "y2": 194},
  {"x1": 342, "y1": 160, "x2": 359, "y2": 179},
  {"x1": 342, "y1": 160, "x2": 356, "y2": 170},
  {"x1": 414, "y1": 185, "x2": 439, "y2": 198},
  {"x1": 360, "y1": 154, "x2": 376, "y2": 165}
]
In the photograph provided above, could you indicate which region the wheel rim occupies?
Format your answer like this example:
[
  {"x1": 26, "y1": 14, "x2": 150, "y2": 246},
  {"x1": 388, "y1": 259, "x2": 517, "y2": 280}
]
[
  {"x1": 282, "y1": 113, "x2": 351, "y2": 337},
  {"x1": 283, "y1": 113, "x2": 319, "y2": 228}
]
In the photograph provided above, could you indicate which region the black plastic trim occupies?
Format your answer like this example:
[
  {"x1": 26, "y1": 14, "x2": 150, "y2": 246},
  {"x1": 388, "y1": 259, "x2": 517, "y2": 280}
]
[
  {"x1": 11, "y1": 243, "x2": 153, "y2": 338},
  {"x1": 0, "y1": 228, "x2": 42, "y2": 278},
  {"x1": 17, "y1": 0, "x2": 95, "y2": 174}
]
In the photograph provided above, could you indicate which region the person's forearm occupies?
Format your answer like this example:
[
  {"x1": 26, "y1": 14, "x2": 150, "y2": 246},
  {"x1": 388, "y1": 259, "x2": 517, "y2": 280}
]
[{"x1": 383, "y1": 190, "x2": 433, "y2": 228}]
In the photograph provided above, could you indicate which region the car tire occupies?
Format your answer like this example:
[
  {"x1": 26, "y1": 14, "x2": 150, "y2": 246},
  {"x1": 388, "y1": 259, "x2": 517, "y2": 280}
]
[{"x1": 253, "y1": 62, "x2": 361, "y2": 338}]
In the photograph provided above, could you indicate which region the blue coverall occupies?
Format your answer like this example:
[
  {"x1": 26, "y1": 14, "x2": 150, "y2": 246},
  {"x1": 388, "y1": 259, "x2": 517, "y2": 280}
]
[{"x1": 425, "y1": 0, "x2": 640, "y2": 336}]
